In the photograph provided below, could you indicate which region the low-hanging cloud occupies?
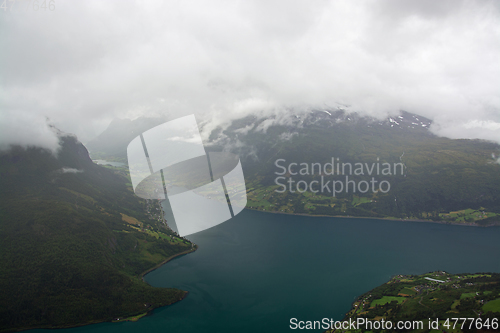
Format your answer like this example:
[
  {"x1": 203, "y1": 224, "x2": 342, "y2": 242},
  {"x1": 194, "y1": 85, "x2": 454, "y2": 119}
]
[
  {"x1": 58, "y1": 167, "x2": 84, "y2": 174},
  {"x1": 0, "y1": 111, "x2": 60, "y2": 153},
  {"x1": 0, "y1": 0, "x2": 499, "y2": 151}
]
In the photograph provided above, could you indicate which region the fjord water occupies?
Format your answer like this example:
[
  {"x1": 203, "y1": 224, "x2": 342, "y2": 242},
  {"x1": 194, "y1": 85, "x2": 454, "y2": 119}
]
[{"x1": 31, "y1": 210, "x2": 500, "y2": 333}]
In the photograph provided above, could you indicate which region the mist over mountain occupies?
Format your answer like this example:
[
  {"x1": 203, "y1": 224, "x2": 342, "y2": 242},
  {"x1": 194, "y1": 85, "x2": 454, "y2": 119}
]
[
  {"x1": 2, "y1": 1, "x2": 499, "y2": 152},
  {"x1": 87, "y1": 110, "x2": 500, "y2": 224},
  {"x1": 85, "y1": 116, "x2": 168, "y2": 160},
  {"x1": 87, "y1": 110, "x2": 434, "y2": 161},
  {"x1": 0, "y1": 133, "x2": 192, "y2": 331}
]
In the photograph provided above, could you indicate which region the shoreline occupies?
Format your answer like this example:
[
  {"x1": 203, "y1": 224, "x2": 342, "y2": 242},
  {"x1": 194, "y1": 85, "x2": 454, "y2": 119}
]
[
  {"x1": 114, "y1": 201, "x2": 198, "y2": 326},
  {"x1": 140, "y1": 246, "x2": 198, "y2": 282},
  {"x1": 245, "y1": 207, "x2": 500, "y2": 228},
  {"x1": 8, "y1": 248, "x2": 198, "y2": 332}
]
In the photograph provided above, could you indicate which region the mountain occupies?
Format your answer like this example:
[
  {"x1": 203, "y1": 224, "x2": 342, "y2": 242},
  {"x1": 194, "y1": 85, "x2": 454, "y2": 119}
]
[
  {"x1": 0, "y1": 134, "x2": 194, "y2": 331},
  {"x1": 85, "y1": 117, "x2": 168, "y2": 162},
  {"x1": 87, "y1": 110, "x2": 500, "y2": 225}
]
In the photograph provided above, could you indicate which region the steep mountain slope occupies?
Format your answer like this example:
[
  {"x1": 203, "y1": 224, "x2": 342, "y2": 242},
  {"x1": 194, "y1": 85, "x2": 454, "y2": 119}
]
[
  {"x1": 87, "y1": 110, "x2": 500, "y2": 224},
  {"x1": 209, "y1": 110, "x2": 500, "y2": 223},
  {"x1": 0, "y1": 134, "x2": 193, "y2": 331}
]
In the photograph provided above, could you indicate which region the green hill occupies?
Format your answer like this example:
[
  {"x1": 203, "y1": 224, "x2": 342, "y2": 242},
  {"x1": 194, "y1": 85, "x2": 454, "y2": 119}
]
[
  {"x1": 327, "y1": 272, "x2": 500, "y2": 333},
  {"x1": 0, "y1": 135, "x2": 194, "y2": 331}
]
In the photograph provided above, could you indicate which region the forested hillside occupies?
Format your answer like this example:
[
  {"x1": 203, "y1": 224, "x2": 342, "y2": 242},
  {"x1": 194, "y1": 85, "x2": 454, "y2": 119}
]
[
  {"x1": 91, "y1": 109, "x2": 500, "y2": 225},
  {"x1": 216, "y1": 111, "x2": 500, "y2": 224},
  {"x1": 0, "y1": 135, "x2": 194, "y2": 331},
  {"x1": 88, "y1": 110, "x2": 500, "y2": 225}
]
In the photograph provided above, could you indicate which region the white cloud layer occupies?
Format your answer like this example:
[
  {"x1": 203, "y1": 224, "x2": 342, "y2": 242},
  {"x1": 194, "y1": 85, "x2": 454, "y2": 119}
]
[
  {"x1": 1, "y1": 0, "x2": 499, "y2": 150},
  {"x1": 0, "y1": 111, "x2": 60, "y2": 153}
]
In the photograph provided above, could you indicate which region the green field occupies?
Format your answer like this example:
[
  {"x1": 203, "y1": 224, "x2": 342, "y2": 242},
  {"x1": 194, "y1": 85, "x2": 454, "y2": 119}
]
[
  {"x1": 483, "y1": 298, "x2": 500, "y2": 313},
  {"x1": 460, "y1": 292, "x2": 477, "y2": 299},
  {"x1": 351, "y1": 196, "x2": 373, "y2": 206},
  {"x1": 399, "y1": 287, "x2": 417, "y2": 295},
  {"x1": 370, "y1": 296, "x2": 406, "y2": 307},
  {"x1": 439, "y1": 208, "x2": 498, "y2": 223}
]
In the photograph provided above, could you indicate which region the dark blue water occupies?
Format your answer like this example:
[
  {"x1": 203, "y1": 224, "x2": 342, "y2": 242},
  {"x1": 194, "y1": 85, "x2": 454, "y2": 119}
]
[{"x1": 30, "y1": 209, "x2": 500, "y2": 333}]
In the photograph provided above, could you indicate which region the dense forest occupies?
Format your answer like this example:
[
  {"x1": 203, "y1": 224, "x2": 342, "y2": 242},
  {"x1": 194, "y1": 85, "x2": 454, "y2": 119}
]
[{"x1": 0, "y1": 135, "x2": 194, "y2": 331}]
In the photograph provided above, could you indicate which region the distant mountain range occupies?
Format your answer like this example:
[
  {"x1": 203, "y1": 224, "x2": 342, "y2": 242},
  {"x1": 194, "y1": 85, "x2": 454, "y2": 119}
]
[
  {"x1": 86, "y1": 110, "x2": 500, "y2": 225},
  {"x1": 85, "y1": 116, "x2": 169, "y2": 161},
  {"x1": 0, "y1": 133, "x2": 194, "y2": 331}
]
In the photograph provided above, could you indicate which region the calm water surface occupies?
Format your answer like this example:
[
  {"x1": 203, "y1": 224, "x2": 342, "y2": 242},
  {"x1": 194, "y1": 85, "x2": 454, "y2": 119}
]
[{"x1": 30, "y1": 209, "x2": 500, "y2": 333}]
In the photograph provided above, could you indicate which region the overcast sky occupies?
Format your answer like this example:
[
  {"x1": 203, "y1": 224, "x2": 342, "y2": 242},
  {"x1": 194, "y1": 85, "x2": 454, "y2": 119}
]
[{"x1": 1, "y1": 0, "x2": 499, "y2": 152}]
